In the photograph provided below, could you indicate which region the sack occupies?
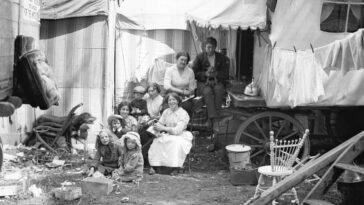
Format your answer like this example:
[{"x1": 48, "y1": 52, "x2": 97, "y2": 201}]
[{"x1": 13, "y1": 49, "x2": 60, "y2": 109}]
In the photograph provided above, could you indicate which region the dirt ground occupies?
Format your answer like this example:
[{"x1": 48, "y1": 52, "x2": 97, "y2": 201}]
[{"x1": 0, "y1": 136, "x2": 342, "y2": 205}]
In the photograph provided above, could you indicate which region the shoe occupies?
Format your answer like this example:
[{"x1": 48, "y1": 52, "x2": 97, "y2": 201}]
[
  {"x1": 5, "y1": 96, "x2": 22, "y2": 109},
  {"x1": 0, "y1": 102, "x2": 15, "y2": 117},
  {"x1": 149, "y1": 167, "x2": 156, "y2": 175}
]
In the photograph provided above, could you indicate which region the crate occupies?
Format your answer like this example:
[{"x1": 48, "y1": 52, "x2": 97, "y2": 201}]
[
  {"x1": 81, "y1": 177, "x2": 113, "y2": 196},
  {"x1": 230, "y1": 168, "x2": 258, "y2": 186}
]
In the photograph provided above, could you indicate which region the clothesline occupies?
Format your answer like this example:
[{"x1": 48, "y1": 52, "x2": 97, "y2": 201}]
[{"x1": 271, "y1": 41, "x2": 315, "y2": 53}]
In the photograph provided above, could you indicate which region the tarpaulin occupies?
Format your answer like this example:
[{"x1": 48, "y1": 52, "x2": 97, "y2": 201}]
[
  {"x1": 186, "y1": 0, "x2": 266, "y2": 30},
  {"x1": 41, "y1": 0, "x2": 108, "y2": 19}
]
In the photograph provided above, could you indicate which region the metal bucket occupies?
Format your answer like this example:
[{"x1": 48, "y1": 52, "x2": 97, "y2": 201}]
[{"x1": 225, "y1": 144, "x2": 251, "y2": 170}]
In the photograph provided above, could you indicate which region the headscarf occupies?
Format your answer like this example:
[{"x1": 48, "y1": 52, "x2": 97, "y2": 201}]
[{"x1": 119, "y1": 131, "x2": 142, "y2": 150}]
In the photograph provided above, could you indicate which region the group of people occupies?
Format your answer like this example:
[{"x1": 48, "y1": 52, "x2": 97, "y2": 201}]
[{"x1": 88, "y1": 36, "x2": 230, "y2": 180}]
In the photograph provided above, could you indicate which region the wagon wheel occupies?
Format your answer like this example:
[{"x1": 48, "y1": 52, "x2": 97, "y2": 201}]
[{"x1": 234, "y1": 111, "x2": 310, "y2": 167}]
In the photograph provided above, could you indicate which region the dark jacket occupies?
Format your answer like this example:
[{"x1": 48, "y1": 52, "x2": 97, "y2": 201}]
[
  {"x1": 112, "y1": 127, "x2": 125, "y2": 139},
  {"x1": 130, "y1": 99, "x2": 148, "y2": 117},
  {"x1": 191, "y1": 51, "x2": 230, "y2": 85}
]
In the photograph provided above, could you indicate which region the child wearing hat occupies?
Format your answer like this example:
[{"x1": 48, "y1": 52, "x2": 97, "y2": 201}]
[
  {"x1": 112, "y1": 131, "x2": 144, "y2": 182},
  {"x1": 107, "y1": 114, "x2": 127, "y2": 139},
  {"x1": 89, "y1": 129, "x2": 122, "y2": 177}
]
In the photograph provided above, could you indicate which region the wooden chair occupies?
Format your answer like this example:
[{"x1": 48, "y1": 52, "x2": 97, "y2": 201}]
[{"x1": 253, "y1": 129, "x2": 309, "y2": 204}]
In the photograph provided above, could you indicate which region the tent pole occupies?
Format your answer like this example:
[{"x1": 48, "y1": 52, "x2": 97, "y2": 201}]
[
  {"x1": 106, "y1": 0, "x2": 116, "y2": 120},
  {"x1": 188, "y1": 22, "x2": 199, "y2": 55}
]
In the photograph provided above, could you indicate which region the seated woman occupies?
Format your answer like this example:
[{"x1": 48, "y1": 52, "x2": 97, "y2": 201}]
[
  {"x1": 148, "y1": 92, "x2": 193, "y2": 175},
  {"x1": 117, "y1": 101, "x2": 138, "y2": 132},
  {"x1": 144, "y1": 83, "x2": 164, "y2": 119},
  {"x1": 139, "y1": 83, "x2": 164, "y2": 166},
  {"x1": 88, "y1": 129, "x2": 122, "y2": 177},
  {"x1": 163, "y1": 51, "x2": 196, "y2": 116}
]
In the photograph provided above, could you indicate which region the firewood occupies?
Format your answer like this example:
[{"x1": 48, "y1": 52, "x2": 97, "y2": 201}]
[
  {"x1": 34, "y1": 125, "x2": 62, "y2": 132},
  {"x1": 36, "y1": 114, "x2": 68, "y2": 124},
  {"x1": 37, "y1": 121, "x2": 63, "y2": 128}
]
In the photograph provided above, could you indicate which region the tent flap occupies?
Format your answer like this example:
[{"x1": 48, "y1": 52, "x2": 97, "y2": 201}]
[
  {"x1": 41, "y1": 0, "x2": 108, "y2": 19},
  {"x1": 116, "y1": 0, "x2": 200, "y2": 30},
  {"x1": 186, "y1": 0, "x2": 267, "y2": 30}
]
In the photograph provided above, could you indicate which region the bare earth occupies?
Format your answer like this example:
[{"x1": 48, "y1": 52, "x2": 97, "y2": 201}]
[{"x1": 0, "y1": 137, "x2": 341, "y2": 205}]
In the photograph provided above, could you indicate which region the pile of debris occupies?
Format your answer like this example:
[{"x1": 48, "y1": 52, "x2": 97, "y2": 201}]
[{"x1": 23, "y1": 104, "x2": 96, "y2": 162}]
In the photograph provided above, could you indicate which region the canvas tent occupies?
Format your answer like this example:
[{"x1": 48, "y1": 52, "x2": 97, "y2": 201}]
[
  {"x1": 39, "y1": 0, "x2": 269, "y2": 118},
  {"x1": 39, "y1": 0, "x2": 115, "y2": 125},
  {"x1": 185, "y1": 0, "x2": 267, "y2": 30},
  {"x1": 115, "y1": 0, "x2": 267, "y2": 103}
]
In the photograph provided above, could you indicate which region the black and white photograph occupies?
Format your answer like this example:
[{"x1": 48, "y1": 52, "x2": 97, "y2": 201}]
[{"x1": 0, "y1": 0, "x2": 364, "y2": 204}]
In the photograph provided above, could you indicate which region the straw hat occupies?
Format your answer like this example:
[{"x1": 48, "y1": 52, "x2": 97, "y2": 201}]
[{"x1": 107, "y1": 114, "x2": 124, "y2": 126}]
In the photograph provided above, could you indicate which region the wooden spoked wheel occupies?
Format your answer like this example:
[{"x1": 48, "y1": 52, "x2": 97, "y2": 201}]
[{"x1": 234, "y1": 111, "x2": 310, "y2": 167}]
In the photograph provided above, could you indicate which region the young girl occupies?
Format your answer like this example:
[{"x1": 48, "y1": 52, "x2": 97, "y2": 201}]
[
  {"x1": 113, "y1": 132, "x2": 144, "y2": 182},
  {"x1": 89, "y1": 129, "x2": 122, "y2": 177},
  {"x1": 117, "y1": 102, "x2": 138, "y2": 132},
  {"x1": 107, "y1": 114, "x2": 126, "y2": 139}
]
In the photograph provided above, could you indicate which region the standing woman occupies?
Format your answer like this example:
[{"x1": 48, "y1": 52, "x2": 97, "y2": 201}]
[
  {"x1": 164, "y1": 51, "x2": 196, "y2": 115},
  {"x1": 148, "y1": 92, "x2": 193, "y2": 175}
]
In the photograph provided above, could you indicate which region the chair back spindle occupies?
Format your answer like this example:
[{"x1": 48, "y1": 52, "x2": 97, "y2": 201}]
[
  {"x1": 269, "y1": 129, "x2": 309, "y2": 172},
  {"x1": 269, "y1": 131, "x2": 275, "y2": 171}
]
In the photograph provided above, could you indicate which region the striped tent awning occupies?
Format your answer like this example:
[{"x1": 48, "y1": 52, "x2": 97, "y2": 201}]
[{"x1": 39, "y1": 16, "x2": 109, "y2": 121}]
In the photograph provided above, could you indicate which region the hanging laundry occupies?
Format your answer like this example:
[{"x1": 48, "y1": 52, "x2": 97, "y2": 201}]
[
  {"x1": 258, "y1": 47, "x2": 327, "y2": 107},
  {"x1": 289, "y1": 51, "x2": 325, "y2": 107},
  {"x1": 315, "y1": 29, "x2": 364, "y2": 74},
  {"x1": 256, "y1": 44, "x2": 272, "y2": 99},
  {"x1": 269, "y1": 48, "x2": 295, "y2": 106}
]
